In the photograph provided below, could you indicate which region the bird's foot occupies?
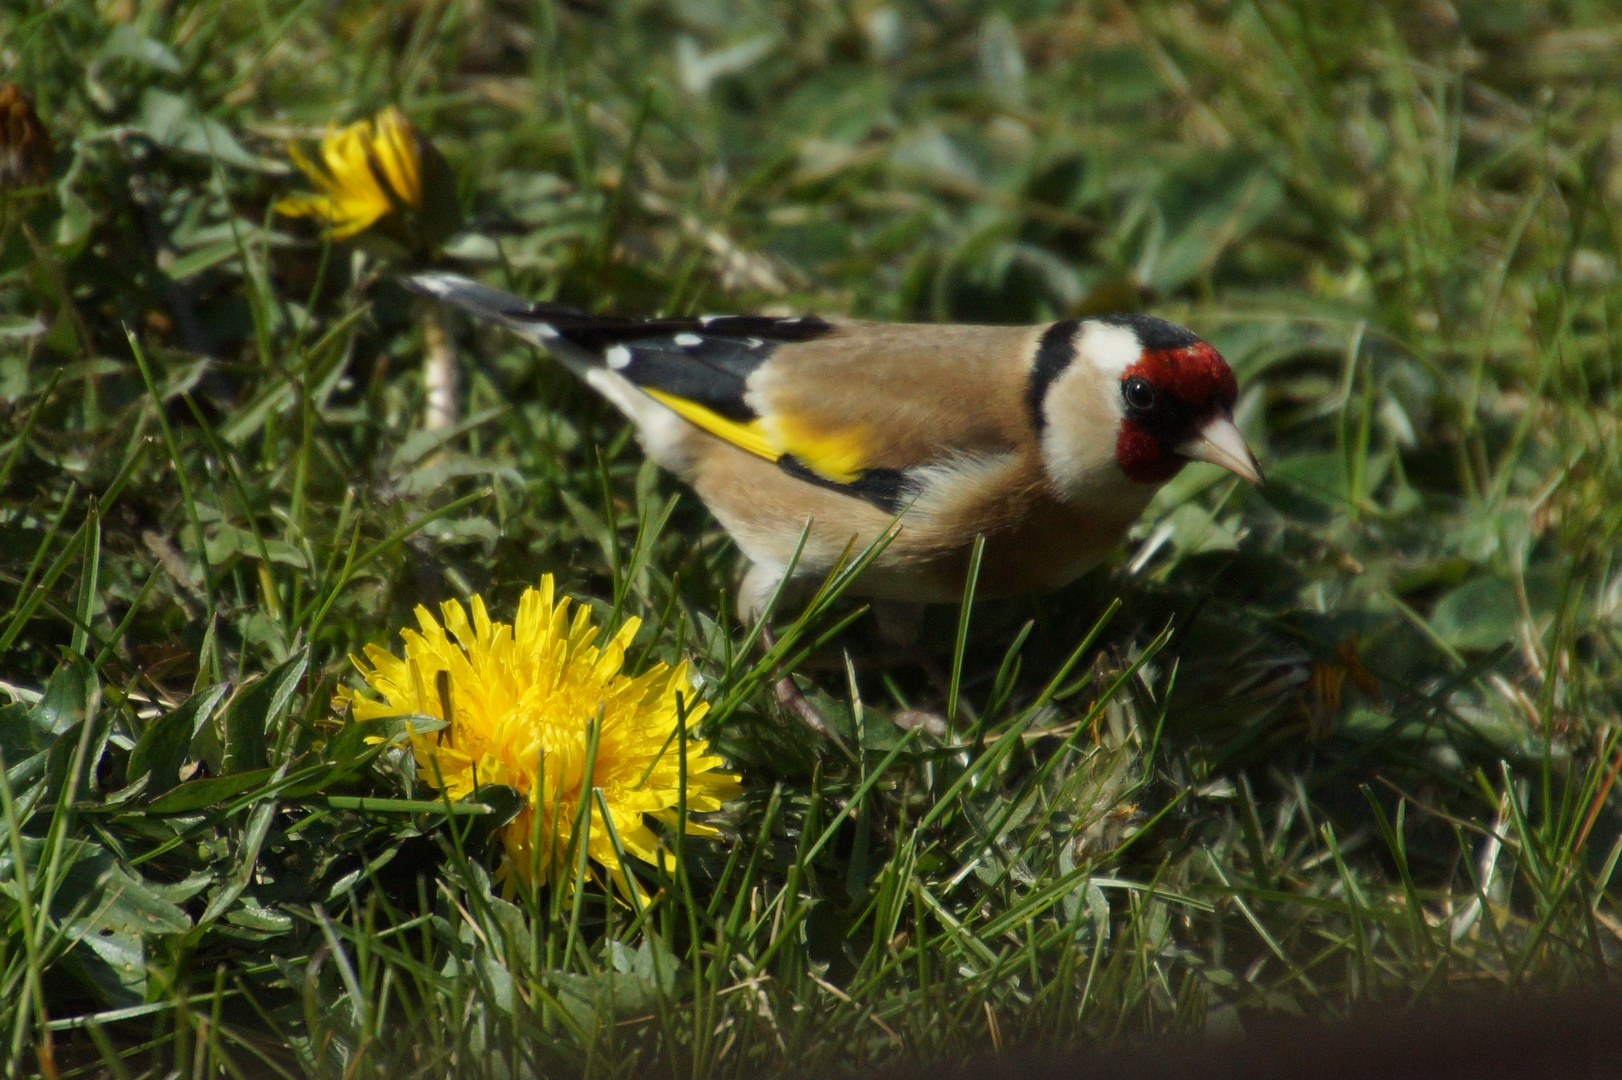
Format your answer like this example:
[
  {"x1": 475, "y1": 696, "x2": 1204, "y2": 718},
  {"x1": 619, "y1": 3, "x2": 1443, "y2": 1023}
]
[{"x1": 893, "y1": 708, "x2": 949, "y2": 741}]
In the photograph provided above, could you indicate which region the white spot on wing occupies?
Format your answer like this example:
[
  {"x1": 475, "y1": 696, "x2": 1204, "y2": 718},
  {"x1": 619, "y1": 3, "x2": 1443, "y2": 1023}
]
[
  {"x1": 605, "y1": 344, "x2": 633, "y2": 370},
  {"x1": 1079, "y1": 322, "x2": 1142, "y2": 380},
  {"x1": 674, "y1": 333, "x2": 703, "y2": 347},
  {"x1": 535, "y1": 324, "x2": 560, "y2": 340},
  {"x1": 699, "y1": 315, "x2": 722, "y2": 326}
]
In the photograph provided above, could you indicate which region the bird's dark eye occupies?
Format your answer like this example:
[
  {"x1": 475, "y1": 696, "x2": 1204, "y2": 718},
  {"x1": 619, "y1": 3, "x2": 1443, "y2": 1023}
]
[{"x1": 1122, "y1": 376, "x2": 1156, "y2": 412}]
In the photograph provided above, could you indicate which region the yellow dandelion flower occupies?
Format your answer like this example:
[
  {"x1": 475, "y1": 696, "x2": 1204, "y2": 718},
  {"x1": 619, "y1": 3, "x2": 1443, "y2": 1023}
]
[
  {"x1": 275, "y1": 105, "x2": 459, "y2": 251},
  {"x1": 337, "y1": 577, "x2": 739, "y2": 892}
]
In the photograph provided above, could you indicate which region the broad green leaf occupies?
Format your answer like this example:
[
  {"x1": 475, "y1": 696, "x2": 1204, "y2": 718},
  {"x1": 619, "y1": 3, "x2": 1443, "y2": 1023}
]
[
  {"x1": 1257, "y1": 451, "x2": 1342, "y2": 523},
  {"x1": 1147, "y1": 158, "x2": 1282, "y2": 293},
  {"x1": 146, "y1": 872, "x2": 214, "y2": 906},
  {"x1": 227, "y1": 900, "x2": 292, "y2": 933},
  {"x1": 1431, "y1": 576, "x2": 1519, "y2": 652},
  {"x1": 30, "y1": 653, "x2": 96, "y2": 737},
  {"x1": 72, "y1": 930, "x2": 148, "y2": 1006},
  {"x1": 0, "y1": 701, "x2": 42, "y2": 759},
  {"x1": 98, "y1": 24, "x2": 182, "y2": 72},
  {"x1": 42, "y1": 710, "x2": 112, "y2": 804},
  {"x1": 165, "y1": 239, "x2": 242, "y2": 282},
  {"x1": 78, "y1": 863, "x2": 194, "y2": 937},
  {"x1": 0, "y1": 837, "x2": 191, "y2": 935},
  {"x1": 553, "y1": 937, "x2": 684, "y2": 1025},
  {"x1": 223, "y1": 650, "x2": 308, "y2": 774},
  {"x1": 2, "y1": 747, "x2": 48, "y2": 803},
  {"x1": 128, "y1": 683, "x2": 229, "y2": 795},
  {"x1": 137, "y1": 88, "x2": 280, "y2": 172},
  {"x1": 1163, "y1": 502, "x2": 1241, "y2": 557},
  {"x1": 143, "y1": 767, "x2": 275, "y2": 813},
  {"x1": 977, "y1": 13, "x2": 1025, "y2": 106},
  {"x1": 204, "y1": 524, "x2": 310, "y2": 569},
  {"x1": 198, "y1": 796, "x2": 279, "y2": 925}
]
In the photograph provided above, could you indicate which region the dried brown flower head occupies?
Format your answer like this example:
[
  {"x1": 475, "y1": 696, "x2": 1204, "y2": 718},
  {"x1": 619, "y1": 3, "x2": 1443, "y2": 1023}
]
[{"x1": 0, "y1": 83, "x2": 55, "y2": 189}]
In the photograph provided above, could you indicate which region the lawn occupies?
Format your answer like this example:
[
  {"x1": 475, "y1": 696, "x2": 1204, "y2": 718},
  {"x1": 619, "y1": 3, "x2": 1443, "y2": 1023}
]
[{"x1": 2, "y1": 0, "x2": 1621, "y2": 1076}]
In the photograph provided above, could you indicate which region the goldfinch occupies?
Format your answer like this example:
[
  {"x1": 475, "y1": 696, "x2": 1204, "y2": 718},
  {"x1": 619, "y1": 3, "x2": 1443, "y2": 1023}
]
[{"x1": 407, "y1": 273, "x2": 1263, "y2": 625}]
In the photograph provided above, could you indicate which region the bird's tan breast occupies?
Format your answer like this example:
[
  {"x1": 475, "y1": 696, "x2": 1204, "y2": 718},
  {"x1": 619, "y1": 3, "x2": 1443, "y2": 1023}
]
[
  {"x1": 690, "y1": 435, "x2": 1151, "y2": 605},
  {"x1": 872, "y1": 454, "x2": 1154, "y2": 601}
]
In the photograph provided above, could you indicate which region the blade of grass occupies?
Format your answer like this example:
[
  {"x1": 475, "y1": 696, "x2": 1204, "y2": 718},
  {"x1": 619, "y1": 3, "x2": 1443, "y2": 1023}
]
[{"x1": 946, "y1": 534, "x2": 985, "y2": 726}]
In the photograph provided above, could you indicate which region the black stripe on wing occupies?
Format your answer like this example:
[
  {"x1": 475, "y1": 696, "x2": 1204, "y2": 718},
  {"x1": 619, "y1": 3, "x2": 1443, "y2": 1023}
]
[
  {"x1": 540, "y1": 315, "x2": 832, "y2": 424},
  {"x1": 572, "y1": 315, "x2": 826, "y2": 423},
  {"x1": 776, "y1": 455, "x2": 922, "y2": 514}
]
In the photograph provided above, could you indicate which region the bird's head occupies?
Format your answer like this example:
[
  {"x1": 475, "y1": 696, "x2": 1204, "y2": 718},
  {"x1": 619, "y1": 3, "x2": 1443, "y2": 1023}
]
[{"x1": 1033, "y1": 313, "x2": 1262, "y2": 495}]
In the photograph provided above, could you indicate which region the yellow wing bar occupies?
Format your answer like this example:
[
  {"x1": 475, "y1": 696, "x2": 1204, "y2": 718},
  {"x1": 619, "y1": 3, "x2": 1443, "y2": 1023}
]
[
  {"x1": 643, "y1": 389, "x2": 778, "y2": 461},
  {"x1": 642, "y1": 388, "x2": 869, "y2": 485}
]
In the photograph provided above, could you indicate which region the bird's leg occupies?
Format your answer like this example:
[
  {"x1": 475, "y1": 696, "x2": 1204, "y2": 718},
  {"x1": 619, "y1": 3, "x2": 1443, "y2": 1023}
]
[
  {"x1": 871, "y1": 600, "x2": 957, "y2": 735},
  {"x1": 758, "y1": 624, "x2": 833, "y2": 737},
  {"x1": 740, "y1": 561, "x2": 834, "y2": 736}
]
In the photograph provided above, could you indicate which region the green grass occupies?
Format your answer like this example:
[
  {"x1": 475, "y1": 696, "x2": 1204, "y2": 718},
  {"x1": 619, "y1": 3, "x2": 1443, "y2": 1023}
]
[{"x1": 4, "y1": 0, "x2": 1622, "y2": 1076}]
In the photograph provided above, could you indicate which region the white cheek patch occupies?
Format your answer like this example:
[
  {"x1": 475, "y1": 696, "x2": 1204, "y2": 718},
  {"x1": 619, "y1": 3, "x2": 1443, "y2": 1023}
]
[
  {"x1": 1080, "y1": 322, "x2": 1142, "y2": 381},
  {"x1": 1041, "y1": 420, "x2": 1092, "y2": 494},
  {"x1": 1037, "y1": 362, "x2": 1136, "y2": 498}
]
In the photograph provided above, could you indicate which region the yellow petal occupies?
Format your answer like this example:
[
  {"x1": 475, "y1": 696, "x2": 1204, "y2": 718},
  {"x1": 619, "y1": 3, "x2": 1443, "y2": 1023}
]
[
  {"x1": 272, "y1": 193, "x2": 340, "y2": 220},
  {"x1": 369, "y1": 106, "x2": 422, "y2": 207},
  {"x1": 275, "y1": 107, "x2": 423, "y2": 238}
]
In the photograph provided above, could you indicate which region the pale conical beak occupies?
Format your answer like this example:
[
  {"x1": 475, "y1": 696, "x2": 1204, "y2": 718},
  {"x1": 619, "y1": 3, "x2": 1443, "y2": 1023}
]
[{"x1": 1176, "y1": 412, "x2": 1264, "y2": 485}]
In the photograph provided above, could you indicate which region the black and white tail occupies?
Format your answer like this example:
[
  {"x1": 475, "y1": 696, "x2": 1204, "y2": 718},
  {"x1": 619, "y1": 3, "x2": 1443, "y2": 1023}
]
[
  {"x1": 404, "y1": 271, "x2": 835, "y2": 425},
  {"x1": 404, "y1": 272, "x2": 605, "y2": 377}
]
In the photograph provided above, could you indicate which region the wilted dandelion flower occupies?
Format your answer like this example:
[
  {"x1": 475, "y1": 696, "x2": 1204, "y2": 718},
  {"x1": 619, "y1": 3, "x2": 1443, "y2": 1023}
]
[
  {"x1": 274, "y1": 105, "x2": 458, "y2": 252},
  {"x1": 337, "y1": 578, "x2": 739, "y2": 892},
  {"x1": 277, "y1": 106, "x2": 463, "y2": 429}
]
